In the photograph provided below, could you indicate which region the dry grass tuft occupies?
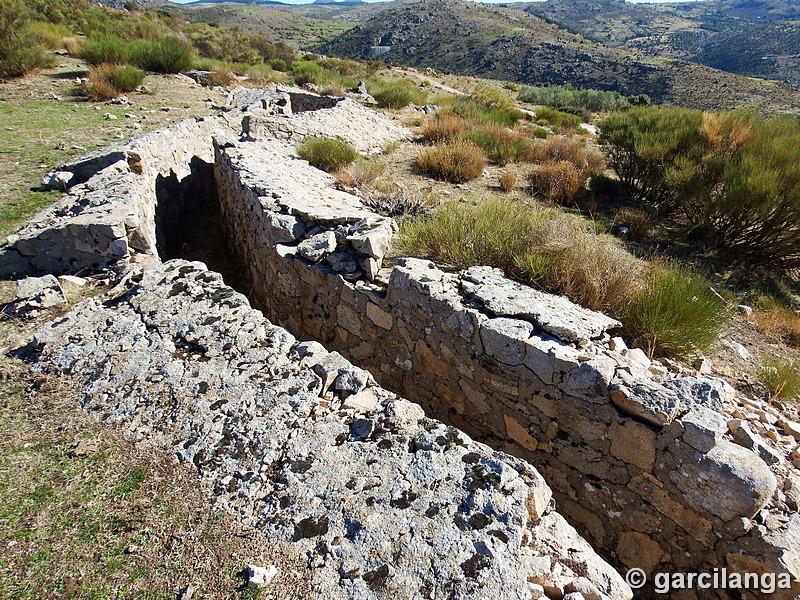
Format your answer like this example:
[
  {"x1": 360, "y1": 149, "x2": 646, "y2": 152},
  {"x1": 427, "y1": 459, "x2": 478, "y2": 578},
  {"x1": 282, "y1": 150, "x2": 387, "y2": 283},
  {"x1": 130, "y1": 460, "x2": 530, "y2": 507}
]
[
  {"x1": 499, "y1": 171, "x2": 517, "y2": 192},
  {"x1": 335, "y1": 160, "x2": 385, "y2": 190},
  {"x1": 420, "y1": 111, "x2": 465, "y2": 144},
  {"x1": 416, "y1": 140, "x2": 486, "y2": 183},
  {"x1": 80, "y1": 63, "x2": 121, "y2": 101},
  {"x1": 525, "y1": 135, "x2": 605, "y2": 175},
  {"x1": 528, "y1": 161, "x2": 584, "y2": 204}
]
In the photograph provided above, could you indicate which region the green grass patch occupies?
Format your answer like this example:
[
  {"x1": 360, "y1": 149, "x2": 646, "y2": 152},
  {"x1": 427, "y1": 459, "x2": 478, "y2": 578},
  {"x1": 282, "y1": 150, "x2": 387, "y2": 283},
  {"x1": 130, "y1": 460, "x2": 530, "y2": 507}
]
[
  {"x1": 297, "y1": 136, "x2": 358, "y2": 172},
  {"x1": 758, "y1": 356, "x2": 800, "y2": 401}
]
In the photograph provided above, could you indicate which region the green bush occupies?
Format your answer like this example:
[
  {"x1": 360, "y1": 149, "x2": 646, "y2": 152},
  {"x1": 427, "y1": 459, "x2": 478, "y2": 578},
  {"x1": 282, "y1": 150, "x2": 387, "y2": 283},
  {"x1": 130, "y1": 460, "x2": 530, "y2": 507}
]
[
  {"x1": 370, "y1": 79, "x2": 428, "y2": 109},
  {"x1": 416, "y1": 140, "x2": 486, "y2": 183},
  {"x1": 79, "y1": 34, "x2": 128, "y2": 66},
  {"x1": 107, "y1": 64, "x2": 144, "y2": 91},
  {"x1": 270, "y1": 58, "x2": 287, "y2": 72},
  {"x1": 518, "y1": 84, "x2": 630, "y2": 113},
  {"x1": 0, "y1": 0, "x2": 54, "y2": 79},
  {"x1": 127, "y1": 37, "x2": 193, "y2": 73},
  {"x1": 450, "y1": 96, "x2": 524, "y2": 127},
  {"x1": 758, "y1": 356, "x2": 800, "y2": 401},
  {"x1": 622, "y1": 264, "x2": 726, "y2": 359},
  {"x1": 599, "y1": 107, "x2": 800, "y2": 270},
  {"x1": 297, "y1": 136, "x2": 358, "y2": 172},
  {"x1": 291, "y1": 60, "x2": 323, "y2": 86},
  {"x1": 534, "y1": 107, "x2": 583, "y2": 132},
  {"x1": 464, "y1": 125, "x2": 530, "y2": 165},
  {"x1": 27, "y1": 20, "x2": 69, "y2": 49}
]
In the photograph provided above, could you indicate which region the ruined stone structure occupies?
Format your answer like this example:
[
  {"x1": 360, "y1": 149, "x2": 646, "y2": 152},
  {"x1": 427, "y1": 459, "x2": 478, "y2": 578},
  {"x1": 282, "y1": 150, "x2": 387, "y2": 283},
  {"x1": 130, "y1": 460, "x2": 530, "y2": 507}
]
[{"x1": 2, "y1": 86, "x2": 799, "y2": 600}]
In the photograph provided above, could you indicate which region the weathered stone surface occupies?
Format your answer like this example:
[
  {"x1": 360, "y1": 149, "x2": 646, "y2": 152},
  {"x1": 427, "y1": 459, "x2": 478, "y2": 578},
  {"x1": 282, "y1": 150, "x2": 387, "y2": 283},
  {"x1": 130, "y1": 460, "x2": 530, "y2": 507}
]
[
  {"x1": 609, "y1": 371, "x2": 682, "y2": 427},
  {"x1": 247, "y1": 564, "x2": 278, "y2": 588},
  {"x1": 663, "y1": 376, "x2": 736, "y2": 412},
  {"x1": 30, "y1": 260, "x2": 631, "y2": 600},
  {"x1": 40, "y1": 170, "x2": 73, "y2": 191},
  {"x1": 461, "y1": 266, "x2": 621, "y2": 343},
  {"x1": 669, "y1": 441, "x2": 778, "y2": 521},
  {"x1": 681, "y1": 406, "x2": 728, "y2": 452},
  {"x1": 609, "y1": 421, "x2": 656, "y2": 471},
  {"x1": 480, "y1": 318, "x2": 534, "y2": 367},
  {"x1": 617, "y1": 531, "x2": 665, "y2": 575},
  {"x1": 6, "y1": 274, "x2": 66, "y2": 316},
  {"x1": 297, "y1": 231, "x2": 337, "y2": 263}
]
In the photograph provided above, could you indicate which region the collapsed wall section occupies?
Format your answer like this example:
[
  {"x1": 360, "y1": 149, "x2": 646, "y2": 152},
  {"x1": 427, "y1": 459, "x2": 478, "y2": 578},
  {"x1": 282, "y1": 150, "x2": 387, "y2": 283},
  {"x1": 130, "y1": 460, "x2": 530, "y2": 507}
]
[{"x1": 214, "y1": 136, "x2": 800, "y2": 600}]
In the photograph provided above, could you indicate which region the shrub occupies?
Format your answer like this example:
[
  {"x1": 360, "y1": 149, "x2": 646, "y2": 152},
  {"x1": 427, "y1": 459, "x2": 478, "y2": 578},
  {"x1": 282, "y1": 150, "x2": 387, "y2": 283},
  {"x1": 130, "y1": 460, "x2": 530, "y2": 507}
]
[
  {"x1": 420, "y1": 111, "x2": 464, "y2": 143},
  {"x1": 534, "y1": 107, "x2": 583, "y2": 132},
  {"x1": 79, "y1": 34, "x2": 128, "y2": 66},
  {"x1": 297, "y1": 136, "x2": 358, "y2": 172},
  {"x1": 270, "y1": 58, "x2": 287, "y2": 72},
  {"x1": 518, "y1": 84, "x2": 630, "y2": 113},
  {"x1": 599, "y1": 107, "x2": 800, "y2": 270},
  {"x1": 27, "y1": 20, "x2": 69, "y2": 50},
  {"x1": 622, "y1": 264, "x2": 726, "y2": 359},
  {"x1": 80, "y1": 63, "x2": 121, "y2": 100},
  {"x1": 63, "y1": 36, "x2": 80, "y2": 56},
  {"x1": 524, "y1": 136, "x2": 605, "y2": 174},
  {"x1": 127, "y1": 37, "x2": 193, "y2": 73},
  {"x1": 371, "y1": 79, "x2": 428, "y2": 109},
  {"x1": 335, "y1": 160, "x2": 385, "y2": 189},
  {"x1": 0, "y1": 0, "x2": 55, "y2": 79},
  {"x1": 758, "y1": 357, "x2": 800, "y2": 401},
  {"x1": 613, "y1": 207, "x2": 654, "y2": 241},
  {"x1": 107, "y1": 64, "x2": 145, "y2": 91},
  {"x1": 363, "y1": 188, "x2": 428, "y2": 218},
  {"x1": 464, "y1": 124, "x2": 531, "y2": 165},
  {"x1": 754, "y1": 300, "x2": 800, "y2": 349},
  {"x1": 291, "y1": 60, "x2": 323, "y2": 86},
  {"x1": 528, "y1": 162, "x2": 584, "y2": 204},
  {"x1": 499, "y1": 171, "x2": 517, "y2": 192},
  {"x1": 416, "y1": 140, "x2": 486, "y2": 183}
]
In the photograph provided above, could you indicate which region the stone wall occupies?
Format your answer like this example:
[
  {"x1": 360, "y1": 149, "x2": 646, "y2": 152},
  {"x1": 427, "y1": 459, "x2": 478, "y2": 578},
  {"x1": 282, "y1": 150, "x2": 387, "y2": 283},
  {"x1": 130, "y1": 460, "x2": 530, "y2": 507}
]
[
  {"x1": 213, "y1": 135, "x2": 800, "y2": 600},
  {"x1": 31, "y1": 259, "x2": 630, "y2": 600},
  {"x1": 3, "y1": 90, "x2": 799, "y2": 600}
]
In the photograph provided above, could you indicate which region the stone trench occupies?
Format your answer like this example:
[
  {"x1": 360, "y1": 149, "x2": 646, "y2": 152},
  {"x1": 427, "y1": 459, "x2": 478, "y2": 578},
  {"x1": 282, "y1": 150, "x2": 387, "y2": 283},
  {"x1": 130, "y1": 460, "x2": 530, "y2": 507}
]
[{"x1": 2, "y1": 86, "x2": 799, "y2": 600}]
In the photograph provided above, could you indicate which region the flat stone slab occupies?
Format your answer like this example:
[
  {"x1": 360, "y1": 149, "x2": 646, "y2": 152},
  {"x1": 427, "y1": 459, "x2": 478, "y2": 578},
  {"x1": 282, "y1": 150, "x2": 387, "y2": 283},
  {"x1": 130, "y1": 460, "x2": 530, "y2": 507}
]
[{"x1": 460, "y1": 266, "x2": 621, "y2": 343}]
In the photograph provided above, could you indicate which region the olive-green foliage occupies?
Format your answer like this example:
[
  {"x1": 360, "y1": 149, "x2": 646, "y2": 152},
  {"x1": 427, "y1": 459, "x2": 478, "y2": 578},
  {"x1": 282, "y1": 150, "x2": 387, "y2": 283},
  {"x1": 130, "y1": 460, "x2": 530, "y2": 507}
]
[
  {"x1": 107, "y1": 64, "x2": 144, "y2": 91},
  {"x1": 464, "y1": 125, "x2": 531, "y2": 165},
  {"x1": 399, "y1": 197, "x2": 727, "y2": 359},
  {"x1": 0, "y1": 0, "x2": 55, "y2": 79},
  {"x1": 291, "y1": 60, "x2": 324, "y2": 85},
  {"x1": 450, "y1": 92, "x2": 524, "y2": 127},
  {"x1": 518, "y1": 84, "x2": 631, "y2": 113},
  {"x1": 622, "y1": 264, "x2": 727, "y2": 359},
  {"x1": 758, "y1": 356, "x2": 800, "y2": 401},
  {"x1": 371, "y1": 79, "x2": 428, "y2": 109},
  {"x1": 79, "y1": 34, "x2": 128, "y2": 66},
  {"x1": 297, "y1": 136, "x2": 358, "y2": 172},
  {"x1": 599, "y1": 106, "x2": 800, "y2": 270},
  {"x1": 127, "y1": 37, "x2": 193, "y2": 73},
  {"x1": 185, "y1": 24, "x2": 294, "y2": 67},
  {"x1": 534, "y1": 107, "x2": 583, "y2": 132}
]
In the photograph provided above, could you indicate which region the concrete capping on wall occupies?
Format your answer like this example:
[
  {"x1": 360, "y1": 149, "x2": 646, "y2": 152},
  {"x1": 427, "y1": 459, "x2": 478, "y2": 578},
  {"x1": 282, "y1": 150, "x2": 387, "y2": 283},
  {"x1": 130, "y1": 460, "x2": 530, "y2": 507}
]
[
  {"x1": 213, "y1": 137, "x2": 800, "y2": 600},
  {"x1": 2, "y1": 93, "x2": 798, "y2": 599}
]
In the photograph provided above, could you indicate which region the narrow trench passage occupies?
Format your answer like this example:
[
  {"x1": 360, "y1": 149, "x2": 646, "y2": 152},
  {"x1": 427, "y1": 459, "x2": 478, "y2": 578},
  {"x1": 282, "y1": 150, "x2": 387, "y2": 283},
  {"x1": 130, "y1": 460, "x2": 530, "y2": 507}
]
[{"x1": 154, "y1": 158, "x2": 243, "y2": 292}]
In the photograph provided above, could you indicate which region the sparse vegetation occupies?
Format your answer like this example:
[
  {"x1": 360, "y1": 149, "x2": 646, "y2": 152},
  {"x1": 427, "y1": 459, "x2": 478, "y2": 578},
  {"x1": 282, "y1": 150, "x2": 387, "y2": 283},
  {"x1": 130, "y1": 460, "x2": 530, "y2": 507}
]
[
  {"x1": 599, "y1": 106, "x2": 800, "y2": 271},
  {"x1": 758, "y1": 356, "x2": 800, "y2": 401},
  {"x1": 518, "y1": 84, "x2": 632, "y2": 113},
  {"x1": 528, "y1": 161, "x2": 584, "y2": 204},
  {"x1": 534, "y1": 107, "x2": 584, "y2": 132},
  {"x1": 334, "y1": 159, "x2": 384, "y2": 189},
  {"x1": 524, "y1": 136, "x2": 605, "y2": 174},
  {"x1": 297, "y1": 136, "x2": 358, "y2": 172},
  {"x1": 416, "y1": 140, "x2": 486, "y2": 183},
  {"x1": 465, "y1": 124, "x2": 531, "y2": 166},
  {"x1": 0, "y1": 0, "x2": 55, "y2": 79},
  {"x1": 420, "y1": 111, "x2": 465, "y2": 143}
]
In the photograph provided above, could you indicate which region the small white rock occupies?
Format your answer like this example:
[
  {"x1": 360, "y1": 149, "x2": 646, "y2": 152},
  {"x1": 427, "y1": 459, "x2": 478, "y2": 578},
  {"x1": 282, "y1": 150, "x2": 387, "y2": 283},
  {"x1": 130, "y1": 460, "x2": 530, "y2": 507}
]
[{"x1": 247, "y1": 564, "x2": 277, "y2": 588}]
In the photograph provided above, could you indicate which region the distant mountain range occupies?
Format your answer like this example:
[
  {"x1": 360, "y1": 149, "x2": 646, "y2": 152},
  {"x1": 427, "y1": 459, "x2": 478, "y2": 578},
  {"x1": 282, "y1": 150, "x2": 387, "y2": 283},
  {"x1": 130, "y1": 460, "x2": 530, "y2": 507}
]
[{"x1": 125, "y1": 0, "x2": 800, "y2": 111}]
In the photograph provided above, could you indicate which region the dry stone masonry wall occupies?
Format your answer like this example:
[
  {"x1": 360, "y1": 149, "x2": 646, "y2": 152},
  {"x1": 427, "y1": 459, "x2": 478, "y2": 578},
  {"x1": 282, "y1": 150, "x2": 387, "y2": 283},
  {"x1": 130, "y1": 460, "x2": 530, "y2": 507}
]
[{"x1": 2, "y1": 86, "x2": 799, "y2": 600}]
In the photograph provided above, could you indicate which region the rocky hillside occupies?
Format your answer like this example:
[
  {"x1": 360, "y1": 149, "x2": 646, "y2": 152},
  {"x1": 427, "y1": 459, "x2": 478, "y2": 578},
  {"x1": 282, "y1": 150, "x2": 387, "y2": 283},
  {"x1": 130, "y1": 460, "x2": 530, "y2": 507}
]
[
  {"x1": 518, "y1": 0, "x2": 800, "y2": 89},
  {"x1": 321, "y1": 0, "x2": 800, "y2": 112}
]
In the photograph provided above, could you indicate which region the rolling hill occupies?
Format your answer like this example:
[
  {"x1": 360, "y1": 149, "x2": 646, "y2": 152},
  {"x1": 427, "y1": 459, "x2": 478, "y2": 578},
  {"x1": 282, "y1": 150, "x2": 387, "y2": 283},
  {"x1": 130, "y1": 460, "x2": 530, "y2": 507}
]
[{"x1": 321, "y1": 0, "x2": 800, "y2": 112}]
